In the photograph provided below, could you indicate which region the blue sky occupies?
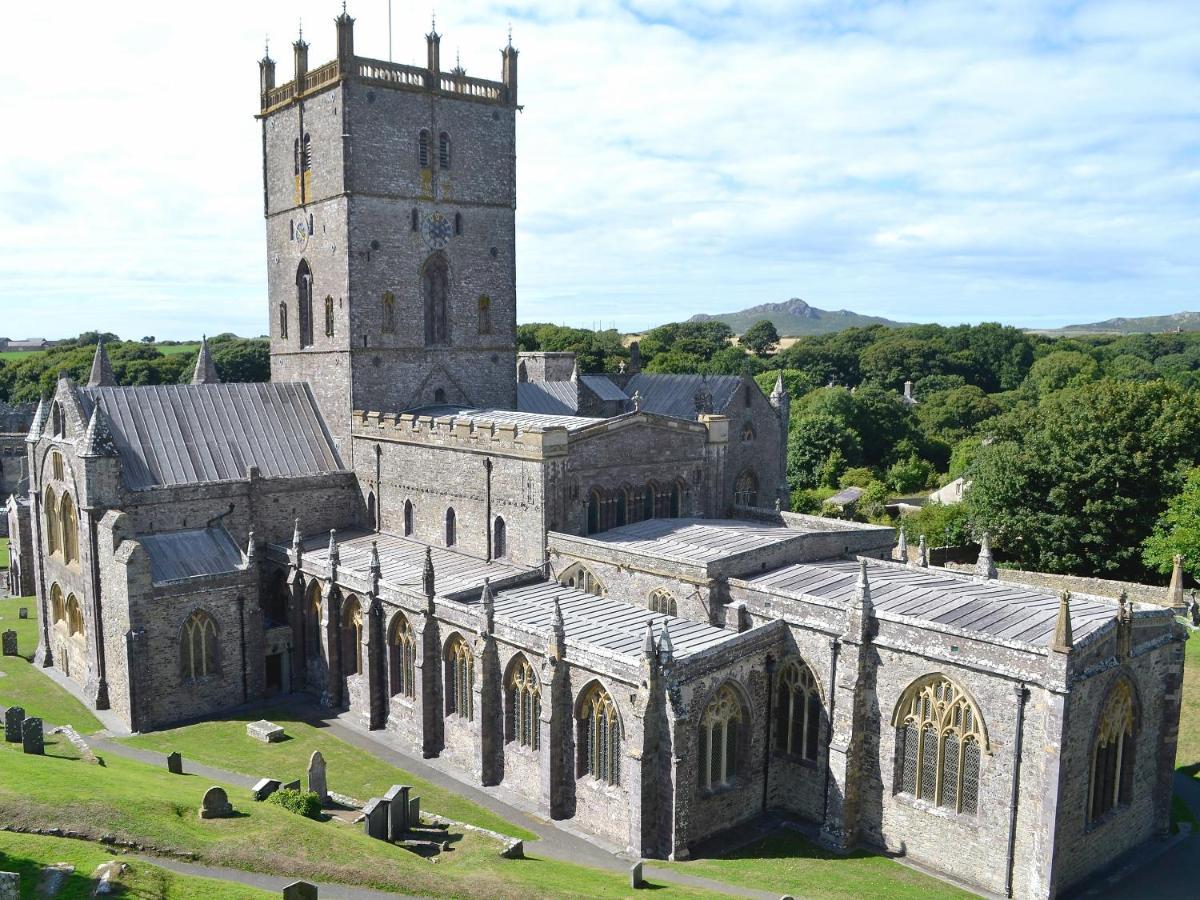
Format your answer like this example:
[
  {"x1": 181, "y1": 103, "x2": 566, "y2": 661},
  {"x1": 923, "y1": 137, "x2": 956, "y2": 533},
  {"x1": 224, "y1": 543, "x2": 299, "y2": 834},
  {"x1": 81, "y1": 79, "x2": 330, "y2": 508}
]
[{"x1": 1, "y1": 0, "x2": 1197, "y2": 339}]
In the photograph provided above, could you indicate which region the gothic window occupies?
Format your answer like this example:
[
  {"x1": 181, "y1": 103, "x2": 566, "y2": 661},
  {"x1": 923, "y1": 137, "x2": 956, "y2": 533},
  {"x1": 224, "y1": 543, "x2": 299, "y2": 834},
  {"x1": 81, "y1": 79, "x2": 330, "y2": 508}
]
[
  {"x1": 578, "y1": 683, "x2": 621, "y2": 785},
  {"x1": 893, "y1": 674, "x2": 988, "y2": 815},
  {"x1": 302, "y1": 133, "x2": 312, "y2": 172},
  {"x1": 341, "y1": 595, "x2": 363, "y2": 677},
  {"x1": 296, "y1": 260, "x2": 314, "y2": 348},
  {"x1": 381, "y1": 292, "x2": 396, "y2": 334},
  {"x1": 50, "y1": 402, "x2": 65, "y2": 438},
  {"x1": 50, "y1": 583, "x2": 64, "y2": 626},
  {"x1": 700, "y1": 684, "x2": 744, "y2": 791},
  {"x1": 444, "y1": 508, "x2": 456, "y2": 547},
  {"x1": 741, "y1": 422, "x2": 756, "y2": 443},
  {"x1": 734, "y1": 469, "x2": 759, "y2": 507},
  {"x1": 304, "y1": 581, "x2": 322, "y2": 658},
  {"x1": 1089, "y1": 678, "x2": 1137, "y2": 822},
  {"x1": 51, "y1": 451, "x2": 64, "y2": 481},
  {"x1": 66, "y1": 594, "x2": 84, "y2": 638},
  {"x1": 366, "y1": 492, "x2": 377, "y2": 531},
  {"x1": 418, "y1": 130, "x2": 430, "y2": 168},
  {"x1": 477, "y1": 295, "x2": 491, "y2": 335},
  {"x1": 279, "y1": 302, "x2": 289, "y2": 339},
  {"x1": 434, "y1": 388, "x2": 446, "y2": 404},
  {"x1": 776, "y1": 660, "x2": 822, "y2": 761},
  {"x1": 438, "y1": 132, "x2": 451, "y2": 169},
  {"x1": 388, "y1": 613, "x2": 416, "y2": 699},
  {"x1": 44, "y1": 486, "x2": 59, "y2": 556},
  {"x1": 423, "y1": 254, "x2": 450, "y2": 346},
  {"x1": 507, "y1": 656, "x2": 541, "y2": 750},
  {"x1": 517, "y1": 360, "x2": 528, "y2": 383},
  {"x1": 454, "y1": 212, "x2": 463, "y2": 236},
  {"x1": 587, "y1": 489, "x2": 601, "y2": 535},
  {"x1": 60, "y1": 492, "x2": 79, "y2": 565},
  {"x1": 403, "y1": 500, "x2": 414, "y2": 537},
  {"x1": 493, "y1": 516, "x2": 507, "y2": 559},
  {"x1": 411, "y1": 208, "x2": 419, "y2": 232},
  {"x1": 744, "y1": 384, "x2": 753, "y2": 406},
  {"x1": 180, "y1": 609, "x2": 218, "y2": 680},
  {"x1": 324, "y1": 296, "x2": 335, "y2": 337},
  {"x1": 559, "y1": 562, "x2": 604, "y2": 597},
  {"x1": 445, "y1": 635, "x2": 474, "y2": 720},
  {"x1": 649, "y1": 589, "x2": 677, "y2": 616}
]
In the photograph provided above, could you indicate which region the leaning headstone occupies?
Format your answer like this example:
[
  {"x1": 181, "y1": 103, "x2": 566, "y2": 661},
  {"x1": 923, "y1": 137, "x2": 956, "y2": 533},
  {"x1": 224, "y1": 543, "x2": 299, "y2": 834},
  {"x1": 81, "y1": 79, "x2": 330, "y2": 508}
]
[
  {"x1": 17, "y1": 607, "x2": 28, "y2": 620},
  {"x1": 408, "y1": 795, "x2": 420, "y2": 829},
  {"x1": 166, "y1": 751, "x2": 183, "y2": 774},
  {"x1": 252, "y1": 778, "x2": 282, "y2": 801},
  {"x1": 383, "y1": 784, "x2": 410, "y2": 838},
  {"x1": 282, "y1": 779, "x2": 301, "y2": 792},
  {"x1": 307, "y1": 750, "x2": 328, "y2": 803},
  {"x1": 199, "y1": 786, "x2": 234, "y2": 819},
  {"x1": 362, "y1": 797, "x2": 389, "y2": 840},
  {"x1": 246, "y1": 720, "x2": 285, "y2": 743},
  {"x1": 21, "y1": 717, "x2": 43, "y2": 755},
  {"x1": 3, "y1": 706, "x2": 23, "y2": 743},
  {"x1": 630, "y1": 861, "x2": 644, "y2": 889},
  {"x1": 0, "y1": 871, "x2": 17, "y2": 900},
  {"x1": 1, "y1": 631, "x2": 16, "y2": 657},
  {"x1": 501, "y1": 839, "x2": 524, "y2": 859},
  {"x1": 282, "y1": 881, "x2": 318, "y2": 900}
]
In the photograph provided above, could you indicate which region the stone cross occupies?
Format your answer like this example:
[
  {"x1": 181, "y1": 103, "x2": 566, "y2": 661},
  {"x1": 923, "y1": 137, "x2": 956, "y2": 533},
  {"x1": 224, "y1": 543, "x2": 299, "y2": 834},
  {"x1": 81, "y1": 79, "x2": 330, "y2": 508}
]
[
  {"x1": 282, "y1": 882, "x2": 318, "y2": 900},
  {"x1": 166, "y1": 751, "x2": 183, "y2": 774},
  {"x1": 307, "y1": 750, "x2": 328, "y2": 803},
  {"x1": 199, "y1": 786, "x2": 234, "y2": 819},
  {"x1": 362, "y1": 797, "x2": 389, "y2": 840},
  {"x1": 21, "y1": 717, "x2": 44, "y2": 755},
  {"x1": 1, "y1": 631, "x2": 16, "y2": 657},
  {"x1": 4, "y1": 706, "x2": 25, "y2": 743}
]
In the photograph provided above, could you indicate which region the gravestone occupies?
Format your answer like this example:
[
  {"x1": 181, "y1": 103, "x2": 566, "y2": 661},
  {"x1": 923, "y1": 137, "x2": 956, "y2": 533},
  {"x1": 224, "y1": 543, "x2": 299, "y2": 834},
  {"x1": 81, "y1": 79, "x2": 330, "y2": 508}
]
[
  {"x1": 3, "y1": 706, "x2": 23, "y2": 742},
  {"x1": 383, "y1": 784, "x2": 410, "y2": 838},
  {"x1": 252, "y1": 778, "x2": 282, "y2": 801},
  {"x1": 21, "y1": 717, "x2": 43, "y2": 755},
  {"x1": 307, "y1": 750, "x2": 328, "y2": 803},
  {"x1": 501, "y1": 840, "x2": 524, "y2": 859},
  {"x1": 282, "y1": 779, "x2": 301, "y2": 792},
  {"x1": 166, "y1": 751, "x2": 183, "y2": 774},
  {"x1": 282, "y1": 881, "x2": 318, "y2": 899},
  {"x1": 199, "y1": 786, "x2": 234, "y2": 819},
  {"x1": 0, "y1": 871, "x2": 17, "y2": 900},
  {"x1": 362, "y1": 797, "x2": 389, "y2": 840},
  {"x1": 630, "y1": 861, "x2": 644, "y2": 889},
  {"x1": 17, "y1": 608, "x2": 28, "y2": 620},
  {"x1": 246, "y1": 720, "x2": 285, "y2": 743},
  {"x1": 1, "y1": 631, "x2": 16, "y2": 657},
  {"x1": 408, "y1": 795, "x2": 420, "y2": 829}
]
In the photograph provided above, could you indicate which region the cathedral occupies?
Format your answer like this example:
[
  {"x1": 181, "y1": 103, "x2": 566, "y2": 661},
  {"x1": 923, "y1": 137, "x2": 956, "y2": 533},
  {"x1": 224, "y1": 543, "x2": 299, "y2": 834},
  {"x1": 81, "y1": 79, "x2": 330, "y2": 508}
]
[{"x1": 9, "y1": 12, "x2": 1186, "y2": 899}]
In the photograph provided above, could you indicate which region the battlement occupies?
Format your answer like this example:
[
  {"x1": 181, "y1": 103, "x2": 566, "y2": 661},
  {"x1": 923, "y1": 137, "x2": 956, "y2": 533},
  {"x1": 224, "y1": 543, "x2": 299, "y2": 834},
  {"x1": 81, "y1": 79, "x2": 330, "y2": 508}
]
[{"x1": 352, "y1": 409, "x2": 570, "y2": 459}]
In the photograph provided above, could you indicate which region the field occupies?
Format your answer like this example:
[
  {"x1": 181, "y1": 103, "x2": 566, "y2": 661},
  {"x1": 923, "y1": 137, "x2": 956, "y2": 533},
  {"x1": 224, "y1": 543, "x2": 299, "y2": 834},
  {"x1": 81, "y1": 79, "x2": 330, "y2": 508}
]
[{"x1": 0, "y1": 342, "x2": 200, "y2": 363}]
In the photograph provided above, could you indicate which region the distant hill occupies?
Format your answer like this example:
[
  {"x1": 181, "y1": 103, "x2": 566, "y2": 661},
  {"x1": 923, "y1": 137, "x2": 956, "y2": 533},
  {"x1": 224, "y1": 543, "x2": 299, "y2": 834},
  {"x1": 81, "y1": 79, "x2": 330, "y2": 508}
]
[
  {"x1": 689, "y1": 298, "x2": 912, "y2": 336},
  {"x1": 1033, "y1": 311, "x2": 1200, "y2": 336}
]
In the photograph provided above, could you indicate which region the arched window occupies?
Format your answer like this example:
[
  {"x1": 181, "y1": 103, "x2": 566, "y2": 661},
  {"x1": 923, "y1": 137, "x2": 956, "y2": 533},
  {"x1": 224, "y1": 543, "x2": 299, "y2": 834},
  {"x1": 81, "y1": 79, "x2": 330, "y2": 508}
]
[
  {"x1": 438, "y1": 132, "x2": 451, "y2": 169},
  {"x1": 578, "y1": 683, "x2": 620, "y2": 784},
  {"x1": 670, "y1": 481, "x2": 682, "y2": 518},
  {"x1": 341, "y1": 595, "x2": 363, "y2": 677},
  {"x1": 51, "y1": 451, "x2": 64, "y2": 481},
  {"x1": 388, "y1": 614, "x2": 416, "y2": 699},
  {"x1": 381, "y1": 292, "x2": 396, "y2": 333},
  {"x1": 44, "y1": 486, "x2": 59, "y2": 556},
  {"x1": 477, "y1": 294, "x2": 491, "y2": 335},
  {"x1": 649, "y1": 588, "x2": 677, "y2": 616},
  {"x1": 403, "y1": 499, "x2": 414, "y2": 537},
  {"x1": 324, "y1": 296, "x2": 335, "y2": 337},
  {"x1": 741, "y1": 422, "x2": 756, "y2": 443},
  {"x1": 50, "y1": 583, "x2": 64, "y2": 625},
  {"x1": 304, "y1": 581, "x2": 322, "y2": 658},
  {"x1": 517, "y1": 360, "x2": 528, "y2": 383},
  {"x1": 50, "y1": 402, "x2": 65, "y2": 438},
  {"x1": 893, "y1": 674, "x2": 988, "y2": 815},
  {"x1": 776, "y1": 660, "x2": 822, "y2": 761},
  {"x1": 434, "y1": 388, "x2": 446, "y2": 404},
  {"x1": 493, "y1": 516, "x2": 506, "y2": 559},
  {"x1": 279, "y1": 302, "x2": 289, "y2": 339},
  {"x1": 700, "y1": 684, "x2": 744, "y2": 791},
  {"x1": 558, "y1": 563, "x2": 604, "y2": 597},
  {"x1": 423, "y1": 254, "x2": 450, "y2": 346},
  {"x1": 444, "y1": 508, "x2": 456, "y2": 547},
  {"x1": 180, "y1": 609, "x2": 218, "y2": 679},
  {"x1": 587, "y1": 489, "x2": 601, "y2": 535},
  {"x1": 615, "y1": 489, "x2": 629, "y2": 527},
  {"x1": 734, "y1": 469, "x2": 759, "y2": 507},
  {"x1": 445, "y1": 635, "x2": 474, "y2": 720},
  {"x1": 65, "y1": 594, "x2": 84, "y2": 637},
  {"x1": 507, "y1": 656, "x2": 541, "y2": 750},
  {"x1": 60, "y1": 493, "x2": 79, "y2": 565},
  {"x1": 366, "y1": 492, "x2": 377, "y2": 531},
  {"x1": 418, "y1": 130, "x2": 430, "y2": 168},
  {"x1": 1089, "y1": 678, "x2": 1137, "y2": 822},
  {"x1": 296, "y1": 260, "x2": 314, "y2": 348}
]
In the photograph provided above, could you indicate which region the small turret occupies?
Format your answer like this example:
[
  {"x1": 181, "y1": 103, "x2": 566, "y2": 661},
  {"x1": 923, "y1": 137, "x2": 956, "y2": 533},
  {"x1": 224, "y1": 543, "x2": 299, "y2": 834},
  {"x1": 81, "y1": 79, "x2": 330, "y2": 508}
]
[
  {"x1": 294, "y1": 23, "x2": 309, "y2": 82},
  {"x1": 1052, "y1": 590, "x2": 1074, "y2": 653},
  {"x1": 1168, "y1": 554, "x2": 1187, "y2": 611},
  {"x1": 192, "y1": 336, "x2": 220, "y2": 385},
  {"x1": 426, "y1": 18, "x2": 441, "y2": 87},
  {"x1": 548, "y1": 594, "x2": 566, "y2": 660},
  {"x1": 894, "y1": 530, "x2": 908, "y2": 564},
  {"x1": 335, "y1": 4, "x2": 355, "y2": 74},
  {"x1": 846, "y1": 558, "x2": 875, "y2": 642},
  {"x1": 657, "y1": 620, "x2": 674, "y2": 665},
  {"x1": 88, "y1": 341, "x2": 116, "y2": 388},
  {"x1": 292, "y1": 518, "x2": 303, "y2": 551},
  {"x1": 369, "y1": 539, "x2": 381, "y2": 593},
  {"x1": 975, "y1": 532, "x2": 997, "y2": 580},
  {"x1": 642, "y1": 619, "x2": 656, "y2": 658},
  {"x1": 79, "y1": 406, "x2": 117, "y2": 458},
  {"x1": 769, "y1": 372, "x2": 786, "y2": 410},
  {"x1": 245, "y1": 530, "x2": 257, "y2": 566},
  {"x1": 501, "y1": 28, "x2": 519, "y2": 106},
  {"x1": 259, "y1": 39, "x2": 276, "y2": 100},
  {"x1": 26, "y1": 398, "x2": 48, "y2": 444},
  {"x1": 423, "y1": 546, "x2": 436, "y2": 601}
]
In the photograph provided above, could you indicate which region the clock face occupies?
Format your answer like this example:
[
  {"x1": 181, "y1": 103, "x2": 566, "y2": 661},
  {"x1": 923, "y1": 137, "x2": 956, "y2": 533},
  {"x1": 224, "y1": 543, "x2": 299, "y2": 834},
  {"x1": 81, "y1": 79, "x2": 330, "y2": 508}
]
[
  {"x1": 422, "y1": 212, "x2": 452, "y2": 250},
  {"x1": 293, "y1": 218, "x2": 310, "y2": 249}
]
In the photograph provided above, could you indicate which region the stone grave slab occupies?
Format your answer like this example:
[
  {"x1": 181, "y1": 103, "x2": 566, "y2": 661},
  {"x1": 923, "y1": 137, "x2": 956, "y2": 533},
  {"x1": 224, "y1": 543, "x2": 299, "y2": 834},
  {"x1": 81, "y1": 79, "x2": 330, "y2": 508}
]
[
  {"x1": 252, "y1": 778, "x2": 282, "y2": 801},
  {"x1": 21, "y1": 717, "x2": 43, "y2": 755},
  {"x1": 0, "y1": 871, "x2": 17, "y2": 900},
  {"x1": 17, "y1": 608, "x2": 27, "y2": 620},
  {"x1": 246, "y1": 720, "x2": 285, "y2": 743},
  {"x1": 3, "y1": 706, "x2": 23, "y2": 743},
  {"x1": 1, "y1": 631, "x2": 16, "y2": 657},
  {"x1": 282, "y1": 779, "x2": 301, "y2": 792},
  {"x1": 383, "y1": 784, "x2": 410, "y2": 838},
  {"x1": 283, "y1": 881, "x2": 319, "y2": 899},
  {"x1": 166, "y1": 751, "x2": 183, "y2": 774},
  {"x1": 307, "y1": 750, "x2": 328, "y2": 803},
  {"x1": 362, "y1": 797, "x2": 389, "y2": 840}
]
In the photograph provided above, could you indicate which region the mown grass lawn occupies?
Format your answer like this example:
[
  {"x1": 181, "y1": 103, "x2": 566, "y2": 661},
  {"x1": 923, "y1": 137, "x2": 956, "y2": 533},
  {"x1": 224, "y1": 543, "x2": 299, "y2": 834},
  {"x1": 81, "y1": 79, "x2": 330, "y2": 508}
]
[
  {"x1": 1177, "y1": 626, "x2": 1200, "y2": 775},
  {"x1": 124, "y1": 709, "x2": 538, "y2": 841},
  {"x1": 0, "y1": 831, "x2": 273, "y2": 899}
]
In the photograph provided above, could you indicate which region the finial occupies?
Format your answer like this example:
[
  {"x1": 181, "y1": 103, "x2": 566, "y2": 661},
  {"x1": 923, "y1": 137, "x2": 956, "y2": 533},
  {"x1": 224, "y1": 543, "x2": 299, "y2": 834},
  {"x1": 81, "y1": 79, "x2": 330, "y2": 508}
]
[
  {"x1": 895, "y1": 529, "x2": 908, "y2": 564},
  {"x1": 431, "y1": 11, "x2": 437, "y2": 33},
  {"x1": 1117, "y1": 589, "x2": 1128, "y2": 620},
  {"x1": 854, "y1": 558, "x2": 873, "y2": 606},
  {"x1": 481, "y1": 578, "x2": 495, "y2": 633},
  {"x1": 370, "y1": 539, "x2": 381, "y2": 573},
  {"x1": 975, "y1": 532, "x2": 997, "y2": 580},
  {"x1": 265, "y1": 36, "x2": 270, "y2": 58},
  {"x1": 916, "y1": 534, "x2": 928, "y2": 567},
  {"x1": 507, "y1": 22, "x2": 513, "y2": 46},
  {"x1": 299, "y1": 18, "x2": 303, "y2": 40},
  {"x1": 1052, "y1": 590, "x2": 1074, "y2": 653},
  {"x1": 328, "y1": 528, "x2": 339, "y2": 561},
  {"x1": 642, "y1": 619, "x2": 656, "y2": 657},
  {"x1": 456, "y1": 48, "x2": 461, "y2": 68},
  {"x1": 191, "y1": 335, "x2": 220, "y2": 385},
  {"x1": 246, "y1": 530, "x2": 257, "y2": 564},
  {"x1": 552, "y1": 594, "x2": 564, "y2": 630},
  {"x1": 292, "y1": 517, "x2": 302, "y2": 548},
  {"x1": 632, "y1": 390, "x2": 643, "y2": 412},
  {"x1": 423, "y1": 546, "x2": 435, "y2": 599},
  {"x1": 88, "y1": 339, "x2": 116, "y2": 388},
  {"x1": 343, "y1": 0, "x2": 347, "y2": 14},
  {"x1": 657, "y1": 619, "x2": 674, "y2": 664}
]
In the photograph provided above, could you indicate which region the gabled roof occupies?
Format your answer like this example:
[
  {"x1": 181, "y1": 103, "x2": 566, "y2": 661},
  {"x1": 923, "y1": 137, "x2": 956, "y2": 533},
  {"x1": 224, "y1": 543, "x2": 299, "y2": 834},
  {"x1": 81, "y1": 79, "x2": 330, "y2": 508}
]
[
  {"x1": 78, "y1": 383, "x2": 344, "y2": 490},
  {"x1": 516, "y1": 382, "x2": 578, "y2": 416},
  {"x1": 624, "y1": 373, "x2": 744, "y2": 420},
  {"x1": 140, "y1": 527, "x2": 244, "y2": 584}
]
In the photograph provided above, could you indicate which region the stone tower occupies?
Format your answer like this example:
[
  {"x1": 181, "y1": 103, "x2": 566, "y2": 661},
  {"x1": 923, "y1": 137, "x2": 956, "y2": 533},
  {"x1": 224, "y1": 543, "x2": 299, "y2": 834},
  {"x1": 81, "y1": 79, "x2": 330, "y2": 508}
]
[{"x1": 258, "y1": 12, "x2": 520, "y2": 458}]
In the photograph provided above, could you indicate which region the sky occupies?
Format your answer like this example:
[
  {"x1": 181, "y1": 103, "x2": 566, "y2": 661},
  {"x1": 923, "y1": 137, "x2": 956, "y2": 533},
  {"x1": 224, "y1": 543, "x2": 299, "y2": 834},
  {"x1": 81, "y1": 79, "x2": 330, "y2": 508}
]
[{"x1": 1, "y1": 0, "x2": 1197, "y2": 340}]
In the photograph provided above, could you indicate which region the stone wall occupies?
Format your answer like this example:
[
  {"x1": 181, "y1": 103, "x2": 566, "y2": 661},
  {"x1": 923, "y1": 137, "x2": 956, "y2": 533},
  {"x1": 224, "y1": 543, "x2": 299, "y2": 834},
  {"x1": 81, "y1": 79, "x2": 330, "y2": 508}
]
[{"x1": 944, "y1": 563, "x2": 1179, "y2": 608}]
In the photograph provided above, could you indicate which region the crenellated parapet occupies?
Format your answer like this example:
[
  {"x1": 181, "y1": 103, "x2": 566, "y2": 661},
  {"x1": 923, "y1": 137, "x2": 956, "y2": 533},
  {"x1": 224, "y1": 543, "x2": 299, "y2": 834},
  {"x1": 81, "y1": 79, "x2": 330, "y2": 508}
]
[{"x1": 352, "y1": 410, "x2": 569, "y2": 459}]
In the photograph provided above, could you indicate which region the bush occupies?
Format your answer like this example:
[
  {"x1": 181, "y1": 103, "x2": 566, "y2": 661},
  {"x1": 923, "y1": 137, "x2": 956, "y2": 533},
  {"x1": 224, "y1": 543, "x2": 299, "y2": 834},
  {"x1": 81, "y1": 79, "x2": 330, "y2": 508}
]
[{"x1": 267, "y1": 788, "x2": 322, "y2": 819}]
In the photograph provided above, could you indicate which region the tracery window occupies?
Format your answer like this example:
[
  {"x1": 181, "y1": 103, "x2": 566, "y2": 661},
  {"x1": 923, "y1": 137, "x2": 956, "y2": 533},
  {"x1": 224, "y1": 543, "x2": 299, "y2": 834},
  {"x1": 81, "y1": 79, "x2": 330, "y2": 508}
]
[
  {"x1": 180, "y1": 609, "x2": 218, "y2": 679},
  {"x1": 423, "y1": 254, "x2": 449, "y2": 346},
  {"x1": 60, "y1": 492, "x2": 79, "y2": 565},
  {"x1": 66, "y1": 594, "x2": 84, "y2": 637},
  {"x1": 893, "y1": 674, "x2": 987, "y2": 815},
  {"x1": 734, "y1": 469, "x2": 759, "y2": 507},
  {"x1": 403, "y1": 499, "x2": 414, "y2": 537},
  {"x1": 699, "y1": 684, "x2": 743, "y2": 791},
  {"x1": 296, "y1": 260, "x2": 314, "y2": 349},
  {"x1": 1089, "y1": 678, "x2": 1136, "y2": 822},
  {"x1": 304, "y1": 582, "x2": 322, "y2": 658},
  {"x1": 382, "y1": 292, "x2": 396, "y2": 333},
  {"x1": 741, "y1": 422, "x2": 756, "y2": 443},
  {"x1": 388, "y1": 614, "x2": 416, "y2": 699},
  {"x1": 341, "y1": 595, "x2": 363, "y2": 676},
  {"x1": 649, "y1": 588, "x2": 677, "y2": 616},
  {"x1": 50, "y1": 583, "x2": 64, "y2": 625},
  {"x1": 445, "y1": 635, "x2": 474, "y2": 720},
  {"x1": 578, "y1": 683, "x2": 621, "y2": 785},
  {"x1": 507, "y1": 656, "x2": 541, "y2": 750},
  {"x1": 776, "y1": 660, "x2": 821, "y2": 761},
  {"x1": 44, "y1": 486, "x2": 60, "y2": 556},
  {"x1": 558, "y1": 563, "x2": 604, "y2": 597}
]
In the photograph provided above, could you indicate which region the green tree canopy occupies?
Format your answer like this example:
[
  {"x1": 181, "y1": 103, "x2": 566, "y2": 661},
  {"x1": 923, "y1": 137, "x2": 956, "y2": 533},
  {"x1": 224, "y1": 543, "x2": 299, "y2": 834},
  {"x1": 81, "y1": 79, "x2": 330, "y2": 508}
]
[
  {"x1": 1143, "y1": 466, "x2": 1200, "y2": 578},
  {"x1": 741, "y1": 319, "x2": 780, "y2": 357}
]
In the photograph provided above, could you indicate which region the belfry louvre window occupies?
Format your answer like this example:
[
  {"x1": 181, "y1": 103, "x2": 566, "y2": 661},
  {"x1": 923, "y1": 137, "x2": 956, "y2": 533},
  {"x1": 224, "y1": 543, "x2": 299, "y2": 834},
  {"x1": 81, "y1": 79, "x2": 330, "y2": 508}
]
[
  {"x1": 418, "y1": 130, "x2": 430, "y2": 168},
  {"x1": 324, "y1": 296, "x2": 335, "y2": 337},
  {"x1": 893, "y1": 674, "x2": 988, "y2": 815},
  {"x1": 776, "y1": 660, "x2": 822, "y2": 761},
  {"x1": 446, "y1": 636, "x2": 474, "y2": 720},
  {"x1": 181, "y1": 610, "x2": 218, "y2": 680},
  {"x1": 507, "y1": 657, "x2": 541, "y2": 750},
  {"x1": 578, "y1": 683, "x2": 621, "y2": 785},
  {"x1": 389, "y1": 614, "x2": 416, "y2": 699},
  {"x1": 438, "y1": 132, "x2": 451, "y2": 169},
  {"x1": 700, "y1": 684, "x2": 743, "y2": 791},
  {"x1": 1089, "y1": 679, "x2": 1137, "y2": 822}
]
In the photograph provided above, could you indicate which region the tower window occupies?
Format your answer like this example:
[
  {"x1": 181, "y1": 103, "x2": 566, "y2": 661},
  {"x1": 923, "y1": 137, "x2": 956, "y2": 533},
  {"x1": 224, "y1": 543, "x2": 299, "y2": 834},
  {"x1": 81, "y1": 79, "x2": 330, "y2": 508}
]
[
  {"x1": 434, "y1": 388, "x2": 446, "y2": 404},
  {"x1": 418, "y1": 130, "x2": 430, "y2": 168},
  {"x1": 294, "y1": 139, "x2": 300, "y2": 175},
  {"x1": 381, "y1": 292, "x2": 396, "y2": 334},
  {"x1": 439, "y1": 132, "x2": 451, "y2": 169},
  {"x1": 493, "y1": 516, "x2": 506, "y2": 559},
  {"x1": 296, "y1": 260, "x2": 314, "y2": 348},
  {"x1": 445, "y1": 507, "x2": 456, "y2": 547},
  {"x1": 454, "y1": 212, "x2": 463, "y2": 236},
  {"x1": 423, "y1": 254, "x2": 450, "y2": 346},
  {"x1": 279, "y1": 302, "x2": 289, "y2": 339},
  {"x1": 324, "y1": 296, "x2": 335, "y2": 337},
  {"x1": 403, "y1": 499, "x2": 414, "y2": 536},
  {"x1": 477, "y1": 295, "x2": 491, "y2": 335},
  {"x1": 411, "y1": 208, "x2": 419, "y2": 232}
]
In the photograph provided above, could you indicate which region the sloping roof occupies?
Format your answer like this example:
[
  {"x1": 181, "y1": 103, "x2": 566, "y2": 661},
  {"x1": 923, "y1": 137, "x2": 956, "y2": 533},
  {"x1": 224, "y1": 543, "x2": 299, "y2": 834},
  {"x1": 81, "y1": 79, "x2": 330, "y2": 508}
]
[
  {"x1": 490, "y1": 580, "x2": 732, "y2": 661},
  {"x1": 78, "y1": 383, "x2": 344, "y2": 490},
  {"x1": 743, "y1": 557, "x2": 1124, "y2": 648},
  {"x1": 827, "y1": 487, "x2": 865, "y2": 506},
  {"x1": 516, "y1": 382, "x2": 579, "y2": 415},
  {"x1": 580, "y1": 375, "x2": 629, "y2": 402},
  {"x1": 140, "y1": 527, "x2": 244, "y2": 584},
  {"x1": 624, "y1": 373, "x2": 743, "y2": 420},
  {"x1": 578, "y1": 518, "x2": 809, "y2": 565},
  {"x1": 410, "y1": 405, "x2": 603, "y2": 433}
]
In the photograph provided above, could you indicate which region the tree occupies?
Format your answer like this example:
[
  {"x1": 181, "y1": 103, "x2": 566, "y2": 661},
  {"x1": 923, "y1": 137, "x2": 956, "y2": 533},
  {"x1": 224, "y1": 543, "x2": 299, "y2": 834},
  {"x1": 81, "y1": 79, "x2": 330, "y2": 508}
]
[
  {"x1": 741, "y1": 319, "x2": 780, "y2": 357},
  {"x1": 141, "y1": 335, "x2": 156, "y2": 344},
  {"x1": 900, "y1": 501, "x2": 972, "y2": 547},
  {"x1": 209, "y1": 338, "x2": 270, "y2": 383},
  {"x1": 886, "y1": 455, "x2": 936, "y2": 494},
  {"x1": 1023, "y1": 350, "x2": 1098, "y2": 395},
  {"x1": 787, "y1": 413, "x2": 862, "y2": 490},
  {"x1": 915, "y1": 385, "x2": 1000, "y2": 446},
  {"x1": 1143, "y1": 467, "x2": 1200, "y2": 578}
]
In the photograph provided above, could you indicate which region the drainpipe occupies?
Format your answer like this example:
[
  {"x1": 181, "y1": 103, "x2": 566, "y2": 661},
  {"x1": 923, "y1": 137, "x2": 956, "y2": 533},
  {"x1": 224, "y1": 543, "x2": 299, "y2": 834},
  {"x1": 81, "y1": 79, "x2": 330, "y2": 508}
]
[
  {"x1": 761, "y1": 654, "x2": 775, "y2": 813},
  {"x1": 238, "y1": 595, "x2": 248, "y2": 702},
  {"x1": 822, "y1": 637, "x2": 840, "y2": 823},
  {"x1": 484, "y1": 458, "x2": 493, "y2": 560},
  {"x1": 374, "y1": 443, "x2": 382, "y2": 531},
  {"x1": 1005, "y1": 682, "x2": 1028, "y2": 898}
]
